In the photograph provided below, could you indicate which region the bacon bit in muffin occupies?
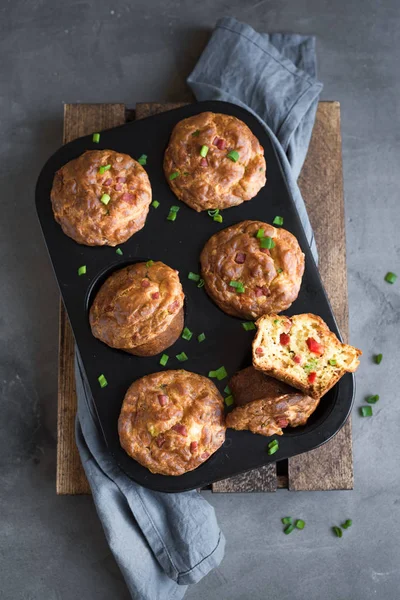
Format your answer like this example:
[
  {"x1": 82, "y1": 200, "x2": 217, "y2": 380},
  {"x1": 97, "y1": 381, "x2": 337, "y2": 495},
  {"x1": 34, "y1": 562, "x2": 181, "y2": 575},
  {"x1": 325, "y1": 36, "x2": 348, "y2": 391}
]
[
  {"x1": 213, "y1": 136, "x2": 226, "y2": 150},
  {"x1": 122, "y1": 192, "x2": 135, "y2": 203},
  {"x1": 104, "y1": 178, "x2": 112, "y2": 186},
  {"x1": 200, "y1": 157, "x2": 208, "y2": 167},
  {"x1": 158, "y1": 394, "x2": 168, "y2": 407},
  {"x1": 293, "y1": 354, "x2": 302, "y2": 364},
  {"x1": 115, "y1": 183, "x2": 122, "y2": 191},
  {"x1": 276, "y1": 418, "x2": 289, "y2": 428},
  {"x1": 255, "y1": 347, "x2": 264, "y2": 355},
  {"x1": 255, "y1": 287, "x2": 263, "y2": 297},
  {"x1": 190, "y1": 441, "x2": 198, "y2": 453},
  {"x1": 200, "y1": 452, "x2": 210, "y2": 460},
  {"x1": 116, "y1": 177, "x2": 126, "y2": 183},
  {"x1": 235, "y1": 252, "x2": 246, "y2": 264},
  {"x1": 260, "y1": 248, "x2": 271, "y2": 255},
  {"x1": 280, "y1": 333, "x2": 290, "y2": 346},
  {"x1": 306, "y1": 337, "x2": 324, "y2": 355},
  {"x1": 151, "y1": 292, "x2": 160, "y2": 300},
  {"x1": 262, "y1": 286, "x2": 271, "y2": 296},
  {"x1": 308, "y1": 372, "x2": 317, "y2": 384},
  {"x1": 155, "y1": 435, "x2": 165, "y2": 448},
  {"x1": 141, "y1": 279, "x2": 150, "y2": 288},
  {"x1": 172, "y1": 424, "x2": 188, "y2": 436}
]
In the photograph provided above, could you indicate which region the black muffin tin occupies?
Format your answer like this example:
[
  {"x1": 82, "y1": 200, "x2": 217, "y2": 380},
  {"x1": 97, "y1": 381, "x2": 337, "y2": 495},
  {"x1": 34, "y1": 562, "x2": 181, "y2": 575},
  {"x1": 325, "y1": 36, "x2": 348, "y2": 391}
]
[{"x1": 36, "y1": 101, "x2": 354, "y2": 492}]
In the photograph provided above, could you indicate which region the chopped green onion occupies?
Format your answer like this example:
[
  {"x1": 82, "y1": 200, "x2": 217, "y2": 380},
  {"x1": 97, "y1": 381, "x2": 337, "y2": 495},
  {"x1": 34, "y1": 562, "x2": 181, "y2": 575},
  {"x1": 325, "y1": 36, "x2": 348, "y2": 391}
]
[
  {"x1": 167, "y1": 208, "x2": 178, "y2": 222},
  {"x1": 100, "y1": 193, "x2": 110, "y2": 205},
  {"x1": 224, "y1": 385, "x2": 231, "y2": 395},
  {"x1": 92, "y1": 133, "x2": 100, "y2": 143},
  {"x1": 208, "y1": 370, "x2": 217, "y2": 378},
  {"x1": 256, "y1": 228, "x2": 265, "y2": 238},
  {"x1": 242, "y1": 322, "x2": 256, "y2": 331},
  {"x1": 169, "y1": 206, "x2": 180, "y2": 212},
  {"x1": 197, "y1": 333, "x2": 206, "y2": 343},
  {"x1": 200, "y1": 145, "x2": 209, "y2": 157},
  {"x1": 267, "y1": 439, "x2": 279, "y2": 455},
  {"x1": 151, "y1": 200, "x2": 160, "y2": 209},
  {"x1": 332, "y1": 526, "x2": 342, "y2": 538},
  {"x1": 385, "y1": 272, "x2": 397, "y2": 284},
  {"x1": 366, "y1": 394, "x2": 379, "y2": 404},
  {"x1": 169, "y1": 171, "x2": 180, "y2": 180},
  {"x1": 284, "y1": 524, "x2": 295, "y2": 535},
  {"x1": 225, "y1": 395, "x2": 234, "y2": 406},
  {"x1": 176, "y1": 352, "x2": 188, "y2": 362},
  {"x1": 273, "y1": 319, "x2": 279, "y2": 324},
  {"x1": 197, "y1": 278, "x2": 205, "y2": 288},
  {"x1": 213, "y1": 214, "x2": 223, "y2": 223},
  {"x1": 188, "y1": 272, "x2": 200, "y2": 282},
  {"x1": 146, "y1": 260, "x2": 154, "y2": 268},
  {"x1": 192, "y1": 130, "x2": 200, "y2": 137},
  {"x1": 182, "y1": 327, "x2": 193, "y2": 341},
  {"x1": 277, "y1": 268, "x2": 283, "y2": 274},
  {"x1": 227, "y1": 150, "x2": 239, "y2": 162},
  {"x1": 328, "y1": 359, "x2": 337, "y2": 366},
  {"x1": 341, "y1": 519, "x2": 352, "y2": 529},
  {"x1": 360, "y1": 406, "x2": 373, "y2": 417},
  {"x1": 304, "y1": 359, "x2": 319, "y2": 372},
  {"x1": 295, "y1": 519, "x2": 305, "y2": 530},
  {"x1": 229, "y1": 280, "x2": 245, "y2": 293},
  {"x1": 99, "y1": 164, "x2": 111, "y2": 174},
  {"x1": 98, "y1": 374, "x2": 108, "y2": 388},
  {"x1": 374, "y1": 353, "x2": 383, "y2": 364},
  {"x1": 281, "y1": 517, "x2": 292, "y2": 525},
  {"x1": 78, "y1": 265, "x2": 86, "y2": 276},
  {"x1": 260, "y1": 236, "x2": 275, "y2": 249},
  {"x1": 159, "y1": 354, "x2": 169, "y2": 366},
  {"x1": 273, "y1": 216, "x2": 284, "y2": 226},
  {"x1": 116, "y1": 248, "x2": 123, "y2": 256},
  {"x1": 215, "y1": 366, "x2": 228, "y2": 380},
  {"x1": 138, "y1": 154, "x2": 147, "y2": 166},
  {"x1": 207, "y1": 209, "x2": 219, "y2": 217}
]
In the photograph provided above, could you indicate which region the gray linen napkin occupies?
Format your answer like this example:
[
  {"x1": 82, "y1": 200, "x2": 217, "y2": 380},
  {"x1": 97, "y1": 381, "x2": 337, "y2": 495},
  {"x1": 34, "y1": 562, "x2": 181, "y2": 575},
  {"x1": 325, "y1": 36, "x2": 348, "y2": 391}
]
[{"x1": 75, "y1": 17, "x2": 322, "y2": 600}]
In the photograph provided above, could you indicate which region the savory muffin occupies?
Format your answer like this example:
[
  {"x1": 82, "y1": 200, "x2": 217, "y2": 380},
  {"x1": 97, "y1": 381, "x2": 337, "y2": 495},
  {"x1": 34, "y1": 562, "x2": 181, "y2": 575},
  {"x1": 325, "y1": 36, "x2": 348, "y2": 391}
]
[
  {"x1": 89, "y1": 261, "x2": 184, "y2": 356},
  {"x1": 51, "y1": 150, "x2": 152, "y2": 246},
  {"x1": 200, "y1": 220, "x2": 305, "y2": 319},
  {"x1": 226, "y1": 366, "x2": 319, "y2": 437},
  {"x1": 118, "y1": 370, "x2": 226, "y2": 475},
  {"x1": 163, "y1": 112, "x2": 266, "y2": 211},
  {"x1": 252, "y1": 314, "x2": 362, "y2": 399}
]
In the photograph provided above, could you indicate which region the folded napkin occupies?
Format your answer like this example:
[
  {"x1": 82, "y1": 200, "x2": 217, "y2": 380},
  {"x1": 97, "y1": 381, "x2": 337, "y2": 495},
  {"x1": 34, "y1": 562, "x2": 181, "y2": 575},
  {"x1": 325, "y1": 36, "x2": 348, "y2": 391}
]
[{"x1": 75, "y1": 17, "x2": 322, "y2": 600}]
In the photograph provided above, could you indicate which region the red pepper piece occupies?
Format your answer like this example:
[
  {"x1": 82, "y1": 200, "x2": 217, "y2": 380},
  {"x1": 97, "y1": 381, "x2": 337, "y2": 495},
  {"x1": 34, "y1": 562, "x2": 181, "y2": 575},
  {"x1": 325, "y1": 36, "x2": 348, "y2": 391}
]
[
  {"x1": 280, "y1": 333, "x2": 290, "y2": 346},
  {"x1": 235, "y1": 252, "x2": 246, "y2": 264},
  {"x1": 255, "y1": 347, "x2": 264, "y2": 355},
  {"x1": 308, "y1": 372, "x2": 317, "y2": 383},
  {"x1": 306, "y1": 337, "x2": 324, "y2": 355},
  {"x1": 293, "y1": 355, "x2": 302, "y2": 364},
  {"x1": 158, "y1": 394, "x2": 168, "y2": 407},
  {"x1": 172, "y1": 424, "x2": 188, "y2": 436}
]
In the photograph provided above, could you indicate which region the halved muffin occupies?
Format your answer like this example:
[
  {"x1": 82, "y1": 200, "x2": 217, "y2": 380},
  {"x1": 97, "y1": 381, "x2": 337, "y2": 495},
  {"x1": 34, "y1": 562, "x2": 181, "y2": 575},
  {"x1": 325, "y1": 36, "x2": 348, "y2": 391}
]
[
  {"x1": 226, "y1": 366, "x2": 319, "y2": 437},
  {"x1": 163, "y1": 112, "x2": 266, "y2": 211},
  {"x1": 89, "y1": 261, "x2": 184, "y2": 356},
  {"x1": 252, "y1": 314, "x2": 362, "y2": 399},
  {"x1": 51, "y1": 150, "x2": 152, "y2": 246},
  {"x1": 118, "y1": 370, "x2": 226, "y2": 475},
  {"x1": 200, "y1": 220, "x2": 304, "y2": 319}
]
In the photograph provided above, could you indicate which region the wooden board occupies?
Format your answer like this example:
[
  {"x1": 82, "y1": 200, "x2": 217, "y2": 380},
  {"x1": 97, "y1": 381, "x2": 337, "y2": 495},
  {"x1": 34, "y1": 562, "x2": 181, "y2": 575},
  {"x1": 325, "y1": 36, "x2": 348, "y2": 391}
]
[{"x1": 56, "y1": 101, "x2": 352, "y2": 494}]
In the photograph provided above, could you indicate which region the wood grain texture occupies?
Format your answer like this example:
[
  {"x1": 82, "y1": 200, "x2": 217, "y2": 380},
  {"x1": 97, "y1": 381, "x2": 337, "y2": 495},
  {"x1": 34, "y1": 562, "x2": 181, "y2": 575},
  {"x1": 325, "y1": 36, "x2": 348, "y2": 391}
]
[
  {"x1": 57, "y1": 101, "x2": 352, "y2": 494},
  {"x1": 57, "y1": 104, "x2": 125, "y2": 494},
  {"x1": 289, "y1": 102, "x2": 353, "y2": 491}
]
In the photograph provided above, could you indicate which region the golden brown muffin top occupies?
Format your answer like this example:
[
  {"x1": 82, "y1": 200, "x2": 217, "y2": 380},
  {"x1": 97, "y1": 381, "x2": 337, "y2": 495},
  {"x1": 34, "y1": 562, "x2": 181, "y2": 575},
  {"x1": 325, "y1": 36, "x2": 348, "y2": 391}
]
[
  {"x1": 51, "y1": 150, "x2": 152, "y2": 246},
  {"x1": 200, "y1": 220, "x2": 305, "y2": 319},
  {"x1": 89, "y1": 261, "x2": 184, "y2": 352},
  {"x1": 226, "y1": 366, "x2": 319, "y2": 436},
  {"x1": 163, "y1": 112, "x2": 266, "y2": 211},
  {"x1": 118, "y1": 370, "x2": 226, "y2": 476}
]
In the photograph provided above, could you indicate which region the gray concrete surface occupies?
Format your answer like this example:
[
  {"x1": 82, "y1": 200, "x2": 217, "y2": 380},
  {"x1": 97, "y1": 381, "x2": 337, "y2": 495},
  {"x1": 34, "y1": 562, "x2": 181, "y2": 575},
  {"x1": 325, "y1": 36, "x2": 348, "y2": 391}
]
[{"x1": 1, "y1": 1, "x2": 399, "y2": 598}]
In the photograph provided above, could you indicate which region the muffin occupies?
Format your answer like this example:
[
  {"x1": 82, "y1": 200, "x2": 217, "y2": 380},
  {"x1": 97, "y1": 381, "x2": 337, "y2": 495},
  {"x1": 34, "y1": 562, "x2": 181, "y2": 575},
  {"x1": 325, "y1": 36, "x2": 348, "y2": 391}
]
[
  {"x1": 51, "y1": 150, "x2": 152, "y2": 246},
  {"x1": 226, "y1": 366, "x2": 319, "y2": 437},
  {"x1": 200, "y1": 220, "x2": 305, "y2": 319},
  {"x1": 89, "y1": 261, "x2": 184, "y2": 356},
  {"x1": 163, "y1": 112, "x2": 266, "y2": 211},
  {"x1": 252, "y1": 314, "x2": 362, "y2": 399},
  {"x1": 118, "y1": 370, "x2": 226, "y2": 475}
]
